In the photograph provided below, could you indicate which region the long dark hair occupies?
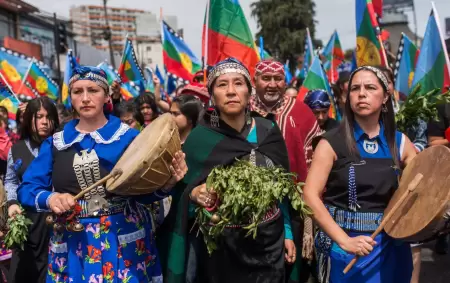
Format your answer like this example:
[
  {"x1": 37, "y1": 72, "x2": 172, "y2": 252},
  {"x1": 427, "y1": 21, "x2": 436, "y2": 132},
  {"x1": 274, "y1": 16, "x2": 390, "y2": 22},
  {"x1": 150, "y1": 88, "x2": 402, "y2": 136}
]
[
  {"x1": 172, "y1": 95, "x2": 203, "y2": 128},
  {"x1": 21, "y1": 97, "x2": 59, "y2": 145},
  {"x1": 134, "y1": 93, "x2": 159, "y2": 121},
  {"x1": 340, "y1": 67, "x2": 399, "y2": 168},
  {"x1": 115, "y1": 101, "x2": 145, "y2": 126}
]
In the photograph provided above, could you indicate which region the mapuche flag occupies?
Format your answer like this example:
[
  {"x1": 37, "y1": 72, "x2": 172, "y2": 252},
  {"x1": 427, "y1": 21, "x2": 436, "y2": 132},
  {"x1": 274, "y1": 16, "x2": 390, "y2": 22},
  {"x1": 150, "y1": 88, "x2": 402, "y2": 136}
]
[
  {"x1": 204, "y1": 0, "x2": 259, "y2": 76},
  {"x1": 322, "y1": 30, "x2": 345, "y2": 84},
  {"x1": 393, "y1": 33, "x2": 419, "y2": 99},
  {"x1": 298, "y1": 56, "x2": 341, "y2": 121},
  {"x1": 25, "y1": 60, "x2": 59, "y2": 101},
  {"x1": 0, "y1": 79, "x2": 19, "y2": 120},
  {"x1": 411, "y1": 4, "x2": 450, "y2": 95},
  {"x1": 118, "y1": 38, "x2": 145, "y2": 90},
  {"x1": 162, "y1": 21, "x2": 201, "y2": 82},
  {"x1": 355, "y1": 0, "x2": 387, "y2": 67},
  {"x1": 62, "y1": 50, "x2": 78, "y2": 108}
]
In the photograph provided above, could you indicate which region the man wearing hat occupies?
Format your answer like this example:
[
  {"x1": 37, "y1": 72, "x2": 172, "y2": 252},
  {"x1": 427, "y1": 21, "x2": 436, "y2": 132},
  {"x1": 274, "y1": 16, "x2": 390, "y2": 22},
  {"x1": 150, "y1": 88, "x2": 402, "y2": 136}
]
[{"x1": 250, "y1": 59, "x2": 322, "y2": 283}]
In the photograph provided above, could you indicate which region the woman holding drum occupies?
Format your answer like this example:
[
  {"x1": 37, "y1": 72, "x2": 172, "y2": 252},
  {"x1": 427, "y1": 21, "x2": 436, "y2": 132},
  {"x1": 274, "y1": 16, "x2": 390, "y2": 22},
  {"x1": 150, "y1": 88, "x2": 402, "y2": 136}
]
[
  {"x1": 16, "y1": 66, "x2": 187, "y2": 283},
  {"x1": 304, "y1": 66, "x2": 417, "y2": 283}
]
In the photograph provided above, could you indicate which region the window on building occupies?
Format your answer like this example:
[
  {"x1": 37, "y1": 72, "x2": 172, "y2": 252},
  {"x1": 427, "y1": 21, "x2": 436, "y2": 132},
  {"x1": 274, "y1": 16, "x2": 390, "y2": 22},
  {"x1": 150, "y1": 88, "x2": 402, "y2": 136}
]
[{"x1": 146, "y1": 46, "x2": 152, "y2": 52}]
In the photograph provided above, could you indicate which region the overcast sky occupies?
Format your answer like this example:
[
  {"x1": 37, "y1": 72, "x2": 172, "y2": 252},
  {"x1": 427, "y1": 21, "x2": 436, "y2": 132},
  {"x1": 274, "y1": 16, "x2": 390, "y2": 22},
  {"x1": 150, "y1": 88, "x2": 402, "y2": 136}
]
[{"x1": 30, "y1": 0, "x2": 450, "y2": 57}]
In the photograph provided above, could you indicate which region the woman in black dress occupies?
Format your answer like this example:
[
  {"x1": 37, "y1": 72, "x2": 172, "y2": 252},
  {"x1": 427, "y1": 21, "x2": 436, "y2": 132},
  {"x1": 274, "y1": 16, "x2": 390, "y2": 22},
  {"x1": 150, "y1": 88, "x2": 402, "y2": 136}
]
[{"x1": 5, "y1": 97, "x2": 59, "y2": 283}]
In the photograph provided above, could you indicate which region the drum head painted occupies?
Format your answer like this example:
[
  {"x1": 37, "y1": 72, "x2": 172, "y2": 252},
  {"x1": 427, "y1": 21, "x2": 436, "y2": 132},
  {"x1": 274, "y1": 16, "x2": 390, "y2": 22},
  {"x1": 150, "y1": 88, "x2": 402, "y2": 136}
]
[
  {"x1": 384, "y1": 146, "x2": 450, "y2": 241},
  {"x1": 106, "y1": 113, "x2": 181, "y2": 194}
]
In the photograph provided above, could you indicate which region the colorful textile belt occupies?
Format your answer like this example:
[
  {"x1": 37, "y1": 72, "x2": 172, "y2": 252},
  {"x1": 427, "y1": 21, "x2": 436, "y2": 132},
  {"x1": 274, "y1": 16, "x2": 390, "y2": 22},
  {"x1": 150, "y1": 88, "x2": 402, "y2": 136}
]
[
  {"x1": 328, "y1": 205, "x2": 383, "y2": 233},
  {"x1": 315, "y1": 205, "x2": 384, "y2": 283},
  {"x1": 76, "y1": 198, "x2": 127, "y2": 218}
]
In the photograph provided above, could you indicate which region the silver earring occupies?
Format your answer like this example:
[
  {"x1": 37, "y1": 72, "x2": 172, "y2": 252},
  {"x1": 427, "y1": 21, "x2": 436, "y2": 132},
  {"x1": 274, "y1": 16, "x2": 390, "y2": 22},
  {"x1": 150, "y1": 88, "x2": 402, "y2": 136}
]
[
  {"x1": 382, "y1": 103, "x2": 388, "y2": 113},
  {"x1": 211, "y1": 108, "x2": 220, "y2": 127}
]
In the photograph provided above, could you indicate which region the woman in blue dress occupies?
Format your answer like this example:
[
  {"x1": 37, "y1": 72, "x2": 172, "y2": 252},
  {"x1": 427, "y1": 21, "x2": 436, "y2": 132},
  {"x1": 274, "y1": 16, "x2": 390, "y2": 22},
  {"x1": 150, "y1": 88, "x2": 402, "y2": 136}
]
[
  {"x1": 17, "y1": 66, "x2": 187, "y2": 283},
  {"x1": 304, "y1": 66, "x2": 417, "y2": 283}
]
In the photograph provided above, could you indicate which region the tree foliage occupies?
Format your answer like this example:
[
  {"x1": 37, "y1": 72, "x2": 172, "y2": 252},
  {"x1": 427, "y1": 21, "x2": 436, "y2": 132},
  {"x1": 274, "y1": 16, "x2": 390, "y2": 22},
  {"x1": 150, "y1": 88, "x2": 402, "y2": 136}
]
[{"x1": 251, "y1": 0, "x2": 317, "y2": 70}]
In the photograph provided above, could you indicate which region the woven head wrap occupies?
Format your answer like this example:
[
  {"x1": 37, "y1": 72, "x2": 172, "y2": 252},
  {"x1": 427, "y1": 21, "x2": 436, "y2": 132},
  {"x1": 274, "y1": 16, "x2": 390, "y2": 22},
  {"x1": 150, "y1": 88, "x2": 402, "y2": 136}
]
[
  {"x1": 255, "y1": 60, "x2": 285, "y2": 77},
  {"x1": 207, "y1": 58, "x2": 252, "y2": 94},
  {"x1": 304, "y1": 89, "x2": 331, "y2": 110},
  {"x1": 69, "y1": 66, "x2": 109, "y2": 94},
  {"x1": 348, "y1": 66, "x2": 389, "y2": 91}
]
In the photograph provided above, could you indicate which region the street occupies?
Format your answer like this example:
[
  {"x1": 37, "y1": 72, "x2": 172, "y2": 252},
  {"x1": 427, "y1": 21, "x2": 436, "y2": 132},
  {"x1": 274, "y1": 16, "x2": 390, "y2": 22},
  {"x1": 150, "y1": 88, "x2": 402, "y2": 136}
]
[{"x1": 420, "y1": 241, "x2": 450, "y2": 283}]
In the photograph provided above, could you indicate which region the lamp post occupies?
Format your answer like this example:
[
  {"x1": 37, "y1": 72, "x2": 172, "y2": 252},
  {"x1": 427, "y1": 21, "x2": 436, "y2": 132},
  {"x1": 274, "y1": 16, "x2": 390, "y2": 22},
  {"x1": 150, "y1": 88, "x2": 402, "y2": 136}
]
[{"x1": 103, "y1": 0, "x2": 116, "y2": 68}]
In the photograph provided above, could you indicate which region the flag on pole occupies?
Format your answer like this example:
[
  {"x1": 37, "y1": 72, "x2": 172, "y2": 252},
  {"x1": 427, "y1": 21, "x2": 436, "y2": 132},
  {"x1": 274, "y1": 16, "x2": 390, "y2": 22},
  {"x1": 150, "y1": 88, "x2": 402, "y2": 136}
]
[
  {"x1": 118, "y1": 38, "x2": 145, "y2": 91},
  {"x1": 298, "y1": 56, "x2": 341, "y2": 121},
  {"x1": 322, "y1": 31, "x2": 345, "y2": 84},
  {"x1": 298, "y1": 28, "x2": 314, "y2": 79},
  {"x1": 393, "y1": 33, "x2": 419, "y2": 99},
  {"x1": 284, "y1": 61, "x2": 293, "y2": 83},
  {"x1": 411, "y1": 3, "x2": 450, "y2": 94},
  {"x1": 0, "y1": 80, "x2": 20, "y2": 120},
  {"x1": 0, "y1": 49, "x2": 36, "y2": 101},
  {"x1": 162, "y1": 20, "x2": 202, "y2": 82},
  {"x1": 62, "y1": 50, "x2": 78, "y2": 108},
  {"x1": 24, "y1": 60, "x2": 59, "y2": 101},
  {"x1": 204, "y1": 0, "x2": 260, "y2": 76},
  {"x1": 355, "y1": 0, "x2": 387, "y2": 67}
]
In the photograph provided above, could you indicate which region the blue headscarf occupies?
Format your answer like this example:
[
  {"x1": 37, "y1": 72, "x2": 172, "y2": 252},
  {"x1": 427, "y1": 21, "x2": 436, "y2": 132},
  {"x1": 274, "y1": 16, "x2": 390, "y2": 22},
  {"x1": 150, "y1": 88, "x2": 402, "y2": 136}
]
[
  {"x1": 304, "y1": 89, "x2": 331, "y2": 110},
  {"x1": 69, "y1": 66, "x2": 109, "y2": 93}
]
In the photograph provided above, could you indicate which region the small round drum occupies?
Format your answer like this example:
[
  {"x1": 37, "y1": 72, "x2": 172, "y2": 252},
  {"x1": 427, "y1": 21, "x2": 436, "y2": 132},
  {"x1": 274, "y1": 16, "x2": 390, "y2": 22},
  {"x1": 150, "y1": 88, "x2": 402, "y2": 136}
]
[
  {"x1": 384, "y1": 145, "x2": 450, "y2": 242},
  {"x1": 106, "y1": 113, "x2": 181, "y2": 195}
]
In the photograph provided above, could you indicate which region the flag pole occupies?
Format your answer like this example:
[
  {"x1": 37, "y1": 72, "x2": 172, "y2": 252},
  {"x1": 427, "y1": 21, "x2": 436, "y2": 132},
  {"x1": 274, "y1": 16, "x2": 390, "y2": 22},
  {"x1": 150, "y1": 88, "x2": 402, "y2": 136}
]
[
  {"x1": 202, "y1": 0, "x2": 211, "y2": 83},
  {"x1": 431, "y1": 1, "x2": 450, "y2": 81},
  {"x1": 0, "y1": 72, "x2": 22, "y2": 104},
  {"x1": 259, "y1": 36, "x2": 264, "y2": 60},
  {"x1": 17, "y1": 59, "x2": 33, "y2": 98},
  {"x1": 306, "y1": 27, "x2": 314, "y2": 61}
]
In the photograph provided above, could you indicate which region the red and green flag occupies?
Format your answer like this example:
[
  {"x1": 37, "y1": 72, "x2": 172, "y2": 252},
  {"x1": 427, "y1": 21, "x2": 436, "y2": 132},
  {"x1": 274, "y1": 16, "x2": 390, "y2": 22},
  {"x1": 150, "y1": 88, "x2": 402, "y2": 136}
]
[
  {"x1": 162, "y1": 20, "x2": 201, "y2": 82},
  {"x1": 322, "y1": 31, "x2": 345, "y2": 84},
  {"x1": 355, "y1": 0, "x2": 387, "y2": 67},
  {"x1": 204, "y1": 0, "x2": 259, "y2": 76},
  {"x1": 411, "y1": 4, "x2": 450, "y2": 95},
  {"x1": 298, "y1": 56, "x2": 341, "y2": 121},
  {"x1": 24, "y1": 60, "x2": 59, "y2": 101}
]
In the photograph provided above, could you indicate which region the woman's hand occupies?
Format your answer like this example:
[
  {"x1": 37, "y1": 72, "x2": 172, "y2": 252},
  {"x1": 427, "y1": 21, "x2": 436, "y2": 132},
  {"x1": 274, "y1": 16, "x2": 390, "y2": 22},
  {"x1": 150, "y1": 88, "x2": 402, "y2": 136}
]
[
  {"x1": 48, "y1": 193, "x2": 75, "y2": 214},
  {"x1": 153, "y1": 75, "x2": 161, "y2": 87},
  {"x1": 163, "y1": 151, "x2": 188, "y2": 190},
  {"x1": 284, "y1": 239, "x2": 296, "y2": 264},
  {"x1": 111, "y1": 80, "x2": 121, "y2": 100},
  {"x1": 8, "y1": 204, "x2": 22, "y2": 218},
  {"x1": 190, "y1": 183, "x2": 217, "y2": 208},
  {"x1": 339, "y1": 235, "x2": 377, "y2": 256}
]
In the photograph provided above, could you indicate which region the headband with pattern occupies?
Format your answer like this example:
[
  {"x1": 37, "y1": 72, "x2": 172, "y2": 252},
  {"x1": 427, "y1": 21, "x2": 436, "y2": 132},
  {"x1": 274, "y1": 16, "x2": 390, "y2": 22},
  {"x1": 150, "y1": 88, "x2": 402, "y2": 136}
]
[
  {"x1": 349, "y1": 66, "x2": 389, "y2": 91},
  {"x1": 69, "y1": 66, "x2": 109, "y2": 92},
  {"x1": 207, "y1": 58, "x2": 251, "y2": 90},
  {"x1": 255, "y1": 60, "x2": 285, "y2": 76}
]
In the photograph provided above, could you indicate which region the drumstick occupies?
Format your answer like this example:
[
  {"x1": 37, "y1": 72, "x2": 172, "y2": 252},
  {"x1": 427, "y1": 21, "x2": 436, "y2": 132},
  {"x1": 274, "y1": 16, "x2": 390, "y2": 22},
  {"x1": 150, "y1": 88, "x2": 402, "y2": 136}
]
[
  {"x1": 343, "y1": 173, "x2": 423, "y2": 274},
  {"x1": 73, "y1": 169, "x2": 123, "y2": 201}
]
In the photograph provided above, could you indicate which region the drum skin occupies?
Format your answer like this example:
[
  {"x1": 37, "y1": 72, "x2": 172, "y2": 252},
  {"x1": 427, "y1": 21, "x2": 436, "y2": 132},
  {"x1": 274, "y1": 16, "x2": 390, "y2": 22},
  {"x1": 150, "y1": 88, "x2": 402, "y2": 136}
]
[
  {"x1": 384, "y1": 146, "x2": 450, "y2": 242},
  {"x1": 106, "y1": 113, "x2": 181, "y2": 195}
]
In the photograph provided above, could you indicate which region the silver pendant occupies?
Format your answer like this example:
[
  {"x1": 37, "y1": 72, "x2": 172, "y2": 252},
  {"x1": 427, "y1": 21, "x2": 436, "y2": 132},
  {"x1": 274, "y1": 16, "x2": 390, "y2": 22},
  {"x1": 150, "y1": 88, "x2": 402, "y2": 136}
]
[
  {"x1": 363, "y1": 139, "x2": 379, "y2": 154},
  {"x1": 87, "y1": 194, "x2": 109, "y2": 215}
]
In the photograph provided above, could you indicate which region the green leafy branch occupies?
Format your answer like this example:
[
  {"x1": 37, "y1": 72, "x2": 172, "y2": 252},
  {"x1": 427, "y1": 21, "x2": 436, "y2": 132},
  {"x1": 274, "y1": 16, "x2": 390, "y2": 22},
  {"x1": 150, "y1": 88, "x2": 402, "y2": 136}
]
[
  {"x1": 395, "y1": 84, "x2": 450, "y2": 133},
  {"x1": 195, "y1": 160, "x2": 312, "y2": 254},
  {"x1": 4, "y1": 207, "x2": 33, "y2": 250}
]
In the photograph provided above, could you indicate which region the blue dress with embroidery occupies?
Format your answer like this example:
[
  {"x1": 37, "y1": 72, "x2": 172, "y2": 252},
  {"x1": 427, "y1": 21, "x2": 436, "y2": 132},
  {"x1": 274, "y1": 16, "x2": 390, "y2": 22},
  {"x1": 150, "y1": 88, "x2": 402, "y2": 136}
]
[
  {"x1": 315, "y1": 123, "x2": 413, "y2": 283},
  {"x1": 18, "y1": 115, "x2": 168, "y2": 283}
]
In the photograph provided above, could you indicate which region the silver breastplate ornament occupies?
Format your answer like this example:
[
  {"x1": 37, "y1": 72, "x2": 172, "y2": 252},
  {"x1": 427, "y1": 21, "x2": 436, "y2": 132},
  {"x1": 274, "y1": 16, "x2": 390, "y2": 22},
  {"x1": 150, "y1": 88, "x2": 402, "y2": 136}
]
[{"x1": 73, "y1": 149, "x2": 108, "y2": 215}]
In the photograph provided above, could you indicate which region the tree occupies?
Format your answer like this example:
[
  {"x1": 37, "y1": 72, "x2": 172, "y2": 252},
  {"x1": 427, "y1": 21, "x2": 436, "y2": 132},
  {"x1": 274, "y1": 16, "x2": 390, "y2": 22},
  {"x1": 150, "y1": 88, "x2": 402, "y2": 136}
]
[{"x1": 251, "y1": 0, "x2": 317, "y2": 71}]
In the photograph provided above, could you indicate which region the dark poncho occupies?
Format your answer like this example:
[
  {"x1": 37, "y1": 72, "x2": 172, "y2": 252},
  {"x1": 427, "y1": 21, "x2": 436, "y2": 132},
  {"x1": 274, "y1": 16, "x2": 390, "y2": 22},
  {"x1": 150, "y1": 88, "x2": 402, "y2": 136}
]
[{"x1": 158, "y1": 113, "x2": 290, "y2": 283}]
